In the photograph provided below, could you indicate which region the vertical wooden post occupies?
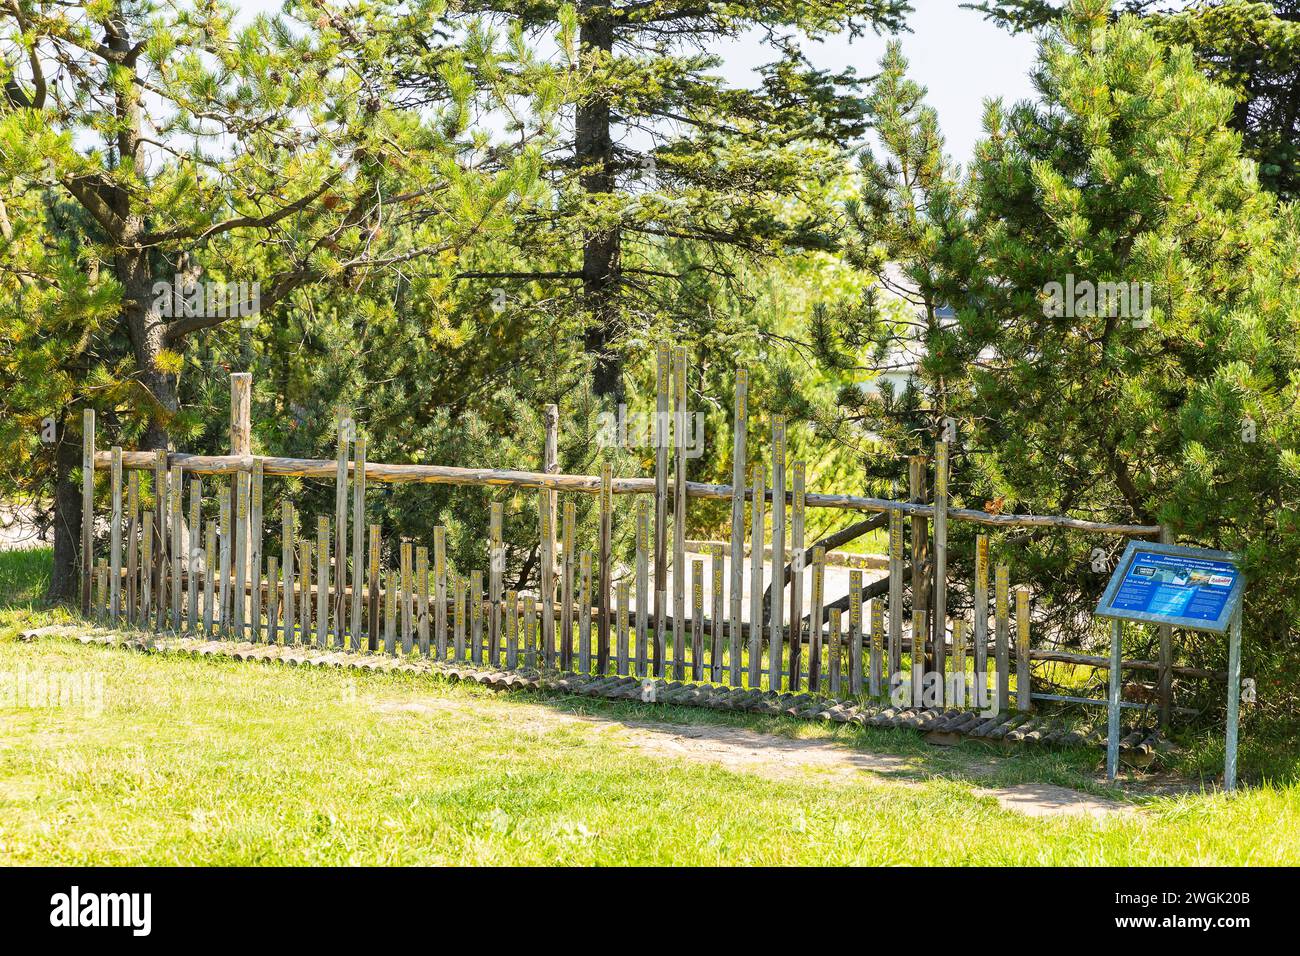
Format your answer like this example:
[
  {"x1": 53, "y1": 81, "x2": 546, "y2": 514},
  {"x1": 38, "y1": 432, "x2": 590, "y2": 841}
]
[
  {"x1": 524, "y1": 595, "x2": 538, "y2": 670},
  {"x1": 653, "y1": 342, "x2": 671, "y2": 678},
  {"x1": 384, "y1": 568, "x2": 397, "y2": 656},
  {"x1": 232, "y1": 469, "x2": 247, "y2": 638},
  {"x1": 489, "y1": 501, "x2": 503, "y2": 666},
  {"x1": 690, "y1": 559, "x2": 704, "y2": 680},
  {"x1": 141, "y1": 512, "x2": 153, "y2": 627},
  {"x1": 126, "y1": 471, "x2": 139, "y2": 625},
  {"x1": 789, "y1": 461, "x2": 805, "y2": 690},
  {"x1": 870, "y1": 599, "x2": 884, "y2": 698},
  {"x1": 417, "y1": 545, "x2": 430, "y2": 657},
  {"x1": 153, "y1": 450, "x2": 167, "y2": 632},
  {"x1": 80, "y1": 408, "x2": 95, "y2": 615},
  {"x1": 748, "y1": 462, "x2": 765, "y2": 689},
  {"x1": 911, "y1": 610, "x2": 926, "y2": 707},
  {"x1": 909, "y1": 455, "x2": 929, "y2": 672},
  {"x1": 1106, "y1": 618, "x2": 1122, "y2": 783},
  {"x1": 266, "y1": 555, "x2": 279, "y2": 645},
  {"x1": 995, "y1": 563, "x2": 1010, "y2": 712},
  {"x1": 1016, "y1": 586, "x2": 1031, "y2": 711},
  {"x1": 299, "y1": 509, "x2": 312, "y2": 642},
  {"x1": 189, "y1": 476, "x2": 202, "y2": 635},
  {"x1": 953, "y1": 618, "x2": 967, "y2": 708},
  {"x1": 350, "y1": 437, "x2": 367, "y2": 651},
  {"x1": 202, "y1": 519, "x2": 214, "y2": 638},
  {"x1": 933, "y1": 441, "x2": 948, "y2": 702},
  {"x1": 729, "y1": 367, "x2": 748, "y2": 689},
  {"x1": 333, "y1": 409, "x2": 350, "y2": 646},
  {"x1": 598, "y1": 462, "x2": 612, "y2": 675},
  {"x1": 400, "y1": 538, "x2": 413, "y2": 655},
  {"x1": 109, "y1": 447, "x2": 122, "y2": 625},
  {"x1": 710, "y1": 544, "x2": 724, "y2": 682},
  {"x1": 505, "y1": 589, "x2": 519, "y2": 669},
  {"x1": 170, "y1": 464, "x2": 183, "y2": 631},
  {"x1": 828, "y1": 608, "x2": 842, "y2": 696},
  {"x1": 282, "y1": 504, "x2": 295, "y2": 646},
  {"x1": 768, "y1": 417, "x2": 786, "y2": 691},
  {"x1": 543, "y1": 403, "x2": 559, "y2": 544},
  {"x1": 249, "y1": 463, "x2": 262, "y2": 641},
  {"x1": 1224, "y1": 609, "x2": 1242, "y2": 792},
  {"x1": 635, "y1": 501, "x2": 649, "y2": 677},
  {"x1": 578, "y1": 552, "x2": 592, "y2": 674},
  {"x1": 367, "y1": 524, "x2": 380, "y2": 651},
  {"x1": 539, "y1": 490, "x2": 555, "y2": 669},
  {"x1": 229, "y1": 372, "x2": 251, "y2": 554},
  {"x1": 561, "y1": 501, "x2": 575, "y2": 672},
  {"x1": 434, "y1": 526, "x2": 447, "y2": 660},
  {"x1": 849, "y1": 570, "x2": 863, "y2": 696},
  {"x1": 318, "y1": 519, "x2": 330, "y2": 649},
  {"x1": 672, "y1": 346, "x2": 689, "y2": 681},
  {"x1": 888, "y1": 505, "x2": 904, "y2": 680},
  {"x1": 617, "y1": 581, "x2": 630, "y2": 676},
  {"x1": 454, "y1": 573, "x2": 466, "y2": 661},
  {"x1": 218, "y1": 492, "x2": 231, "y2": 636},
  {"x1": 1157, "y1": 524, "x2": 1173, "y2": 729},
  {"x1": 809, "y1": 547, "x2": 825, "y2": 692},
  {"x1": 95, "y1": 560, "x2": 107, "y2": 623},
  {"x1": 470, "y1": 569, "x2": 483, "y2": 664},
  {"x1": 974, "y1": 535, "x2": 989, "y2": 713}
]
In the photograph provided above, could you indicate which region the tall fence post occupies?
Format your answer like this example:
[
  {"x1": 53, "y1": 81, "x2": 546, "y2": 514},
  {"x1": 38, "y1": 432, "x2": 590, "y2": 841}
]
[
  {"x1": 334, "y1": 409, "x2": 350, "y2": 647},
  {"x1": 909, "y1": 456, "x2": 929, "y2": 673},
  {"x1": 729, "y1": 368, "x2": 748, "y2": 689},
  {"x1": 768, "y1": 417, "x2": 786, "y2": 691},
  {"x1": 653, "y1": 343, "x2": 670, "y2": 677},
  {"x1": 229, "y1": 372, "x2": 251, "y2": 587},
  {"x1": 81, "y1": 408, "x2": 95, "y2": 615},
  {"x1": 974, "y1": 534, "x2": 989, "y2": 713},
  {"x1": 598, "y1": 462, "x2": 612, "y2": 675},
  {"x1": 1016, "y1": 586, "x2": 1032, "y2": 711},
  {"x1": 672, "y1": 346, "x2": 688, "y2": 680},
  {"x1": 748, "y1": 462, "x2": 765, "y2": 689},
  {"x1": 933, "y1": 440, "x2": 949, "y2": 702}
]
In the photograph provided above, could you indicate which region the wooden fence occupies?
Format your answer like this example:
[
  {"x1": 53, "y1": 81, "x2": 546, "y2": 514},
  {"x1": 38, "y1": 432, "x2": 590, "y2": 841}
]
[{"x1": 79, "y1": 354, "x2": 1217, "y2": 724}]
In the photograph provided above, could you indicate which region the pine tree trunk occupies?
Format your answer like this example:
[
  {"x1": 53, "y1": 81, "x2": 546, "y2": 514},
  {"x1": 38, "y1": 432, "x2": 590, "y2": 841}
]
[
  {"x1": 46, "y1": 413, "x2": 81, "y2": 603},
  {"x1": 577, "y1": 6, "x2": 623, "y2": 403}
]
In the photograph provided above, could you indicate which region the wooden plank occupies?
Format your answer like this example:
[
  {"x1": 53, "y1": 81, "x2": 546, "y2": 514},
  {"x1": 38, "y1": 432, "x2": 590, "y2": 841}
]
[
  {"x1": 561, "y1": 500, "x2": 575, "y2": 671},
  {"x1": 417, "y1": 545, "x2": 430, "y2": 657},
  {"x1": 539, "y1": 491, "x2": 554, "y2": 669},
  {"x1": 140, "y1": 512, "x2": 153, "y2": 627},
  {"x1": 249, "y1": 463, "x2": 262, "y2": 641},
  {"x1": 229, "y1": 373, "x2": 252, "y2": 573},
  {"x1": 524, "y1": 595, "x2": 538, "y2": 670},
  {"x1": 974, "y1": 534, "x2": 989, "y2": 713},
  {"x1": 616, "y1": 580, "x2": 630, "y2": 675},
  {"x1": 710, "y1": 544, "x2": 724, "y2": 682},
  {"x1": 789, "y1": 461, "x2": 805, "y2": 690},
  {"x1": 635, "y1": 501, "x2": 649, "y2": 677},
  {"x1": 729, "y1": 367, "x2": 748, "y2": 690},
  {"x1": 768, "y1": 417, "x2": 786, "y2": 691},
  {"x1": 470, "y1": 569, "x2": 483, "y2": 664},
  {"x1": 400, "y1": 538, "x2": 413, "y2": 654},
  {"x1": 96, "y1": 560, "x2": 107, "y2": 623},
  {"x1": 299, "y1": 514, "x2": 312, "y2": 643},
  {"x1": 170, "y1": 463, "x2": 183, "y2": 630},
  {"x1": 218, "y1": 491, "x2": 231, "y2": 637},
  {"x1": 911, "y1": 609, "x2": 926, "y2": 706},
  {"x1": 747, "y1": 462, "x2": 765, "y2": 689},
  {"x1": 454, "y1": 572, "x2": 467, "y2": 661},
  {"x1": 81, "y1": 408, "x2": 94, "y2": 615},
  {"x1": 908, "y1": 455, "x2": 928, "y2": 673},
  {"x1": 384, "y1": 568, "x2": 397, "y2": 655},
  {"x1": 350, "y1": 436, "x2": 367, "y2": 651},
  {"x1": 653, "y1": 342, "x2": 670, "y2": 677},
  {"x1": 888, "y1": 505, "x2": 904, "y2": 679},
  {"x1": 266, "y1": 555, "x2": 279, "y2": 644},
  {"x1": 189, "y1": 476, "x2": 202, "y2": 634},
  {"x1": 434, "y1": 526, "x2": 447, "y2": 660},
  {"x1": 318, "y1": 518, "x2": 330, "y2": 649},
  {"x1": 809, "y1": 546, "x2": 825, "y2": 692},
  {"x1": 933, "y1": 441, "x2": 948, "y2": 703},
  {"x1": 952, "y1": 618, "x2": 967, "y2": 708},
  {"x1": 598, "y1": 462, "x2": 612, "y2": 675},
  {"x1": 126, "y1": 471, "x2": 138, "y2": 625},
  {"x1": 672, "y1": 346, "x2": 688, "y2": 681},
  {"x1": 333, "y1": 410, "x2": 350, "y2": 647},
  {"x1": 828, "y1": 608, "x2": 842, "y2": 696},
  {"x1": 154, "y1": 449, "x2": 167, "y2": 632},
  {"x1": 691, "y1": 558, "x2": 704, "y2": 680},
  {"x1": 201, "y1": 519, "x2": 213, "y2": 638},
  {"x1": 995, "y1": 563, "x2": 1010, "y2": 712},
  {"x1": 505, "y1": 589, "x2": 519, "y2": 669},
  {"x1": 849, "y1": 570, "x2": 863, "y2": 696},
  {"x1": 282, "y1": 504, "x2": 295, "y2": 645},
  {"x1": 489, "y1": 501, "x2": 503, "y2": 666},
  {"x1": 231, "y1": 469, "x2": 247, "y2": 637},
  {"x1": 110, "y1": 447, "x2": 122, "y2": 624},
  {"x1": 1016, "y1": 586, "x2": 1031, "y2": 711},
  {"x1": 578, "y1": 551, "x2": 592, "y2": 674},
  {"x1": 367, "y1": 524, "x2": 380, "y2": 651},
  {"x1": 870, "y1": 598, "x2": 884, "y2": 698}
]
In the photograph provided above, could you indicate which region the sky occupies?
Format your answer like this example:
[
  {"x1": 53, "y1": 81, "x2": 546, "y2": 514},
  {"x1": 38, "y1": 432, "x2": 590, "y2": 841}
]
[{"x1": 231, "y1": 0, "x2": 1042, "y2": 167}]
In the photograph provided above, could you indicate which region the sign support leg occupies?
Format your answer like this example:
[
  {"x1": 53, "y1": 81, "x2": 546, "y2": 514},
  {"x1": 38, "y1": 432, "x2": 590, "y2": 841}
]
[
  {"x1": 1107, "y1": 618, "x2": 1122, "y2": 784},
  {"x1": 1225, "y1": 608, "x2": 1242, "y2": 793}
]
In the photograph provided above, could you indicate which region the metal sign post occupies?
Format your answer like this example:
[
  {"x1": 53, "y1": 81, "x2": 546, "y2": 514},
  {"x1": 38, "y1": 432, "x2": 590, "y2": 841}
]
[{"x1": 1095, "y1": 541, "x2": 1246, "y2": 792}]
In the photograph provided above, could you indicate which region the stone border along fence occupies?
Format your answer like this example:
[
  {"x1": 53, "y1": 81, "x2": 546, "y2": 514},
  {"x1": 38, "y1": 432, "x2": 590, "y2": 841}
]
[{"x1": 76, "y1": 348, "x2": 1226, "y2": 731}]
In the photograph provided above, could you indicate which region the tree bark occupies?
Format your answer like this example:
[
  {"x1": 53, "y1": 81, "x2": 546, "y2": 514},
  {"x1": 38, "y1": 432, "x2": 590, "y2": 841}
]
[{"x1": 46, "y1": 413, "x2": 82, "y2": 602}]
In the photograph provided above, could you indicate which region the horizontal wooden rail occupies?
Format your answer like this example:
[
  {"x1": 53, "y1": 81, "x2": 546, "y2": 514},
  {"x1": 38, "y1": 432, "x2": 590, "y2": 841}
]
[{"x1": 93, "y1": 451, "x2": 1161, "y2": 537}]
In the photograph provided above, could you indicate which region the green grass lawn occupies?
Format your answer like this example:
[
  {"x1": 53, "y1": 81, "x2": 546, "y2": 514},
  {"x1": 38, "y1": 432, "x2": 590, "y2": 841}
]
[{"x1": 2, "y1": 548, "x2": 1298, "y2": 865}]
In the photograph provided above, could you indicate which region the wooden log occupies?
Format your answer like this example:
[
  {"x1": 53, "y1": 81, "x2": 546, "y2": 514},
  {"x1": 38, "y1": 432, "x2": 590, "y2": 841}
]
[
  {"x1": 809, "y1": 546, "x2": 825, "y2": 692},
  {"x1": 266, "y1": 555, "x2": 279, "y2": 644},
  {"x1": 933, "y1": 441, "x2": 948, "y2": 701},
  {"x1": 974, "y1": 534, "x2": 989, "y2": 714},
  {"x1": 470, "y1": 569, "x2": 483, "y2": 664},
  {"x1": 524, "y1": 595, "x2": 538, "y2": 670},
  {"x1": 849, "y1": 570, "x2": 863, "y2": 696},
  {"x1": 154, "y1": 449, "x2": 167, "y2": 632},
  {"x1": 710, "y1": 543, "x2": 724, "y2": 683},
  {"x1": 789, "y1": 461, "x2": 805, "y2": 690},
  {"x1": 81, "y1": 408, "x2": 95, "y2": 615},
  {"x1": 318, "y1": 518, "x2": 331, "y2": 649},
  {"x1": 579, "y1": 551, "x2": 592, "y2": 674},
  {"x1": 434, "y1": 526, "x2": 447, "y2": 660},
  {"x1": 201, "y1": 518, "x2": 212, "y2": 638},
  {"x1": 400, "y1": 538, "x2": 413, "y2": 654},
  {"x1": 232, "y1": 469, "x2": 247, "y2": 637},
  {"x1": 617, "y1": 581, "x2": 630, "y2": 676},
  {"x1": 561, "y1": 500, "x2": 575, "y2": 672},
  {"x1": 539, "y1": 490, "x2": 554, "y2": 669},
  {"x1": 911, "y1": 609, "x2": 926, "y2": 707},
  {"x1": 110, "y1": 446, "x2": 122, "y2": 624},
  {"x1": 282, "y1": 503, "x2": 295, "y2": 646},
  {"x1": 141, "y1": 512, "x2": 153, "y2": 627},
  {"x1": 350, "y1": 436, "x2": 367, "y2": 651},
  {"x1": 691, "y1": 558, "x2": 704, "y2": 680},
  {"x1": 367, "y1": 524, "x2": 380, "y2": 650},
  {"x1": 299, "y1": 516, "x2": 312, "y2": 643},
  {"x1": 953, "y1": 618, "x2": 967, "y2": 708},
  {"x1": 95, "y1": 560, "x2": 107, "y2": 623},
  {"x1": 995, "y1": 563, "x2": 1010, "y2": 712},
  {"x1": 333, "y1": 410, "x2": 350, "y2": 647},
  {"x1": 598, "y1": 462, "x2": 612, "y2": 675},
  {"x1": 384, "y1": 568, "x2": 397, "y2": 655},
  {"x1": 908, "y1": 455, "x2": 928, "y2": 673},
  {"x1": 654, "y1": 342, "x2": 670, "y2": 677},
  {"x1": 870, "y1": 598, "x2": 884, "y2": 698},
  {"x1": 748, "y1": 462, "x2": 765, "y2": 689},
  {"x1": 126, "y1": 471, "x2": 139, "y2": 625},
  {"x1": 189, "y1": 476, "x2": 202, "y2": 635},
  {"x1": 250, "y1": 462, "x2": 263, "y2": 642},
  {"x1": 218, "y1": 491, "x2": 231, "y2": 637},
  {"x1": 829, "y1": 608, "x2": 842, "y2": 696},
  {"x1": 489, "y1": 501, "x2": 504, "y2": 666},
  {"x1": 454, "y1": 572, "x2": 466, "y2": 661},
  {"x1": 635, "y1": 501, "x2": 650, "y2": 677},
  {"x1": 1016, "y1": 586, "x2": 1031, "y2": 711},
  {"x1": 769, "y1": 417, "x2": 786, "y2": 692},
  {"x1": 229, "y1": 373, "x2": 252, "y2": 578},
  {"x1": 888, "y1": 505, "x2": 904, "y2": 679},
  {"x1": 505, "y1": 589, "x2": 519, "y2": 669},
  {"x1": 729, "y1": 367, "x2": 748, "y2": 690},
  {"x1": 672, "y1": 346, "x2": 688, "y2": 681},
  {"x1": 417, "y1": 545, "x2": 430, "y2": 657}
]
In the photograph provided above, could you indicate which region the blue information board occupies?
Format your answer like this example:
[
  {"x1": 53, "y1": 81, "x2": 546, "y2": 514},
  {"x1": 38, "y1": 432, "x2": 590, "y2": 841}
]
[{"x1": 1096, "y1": 541, "x2": 1244, "y2": 633}]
